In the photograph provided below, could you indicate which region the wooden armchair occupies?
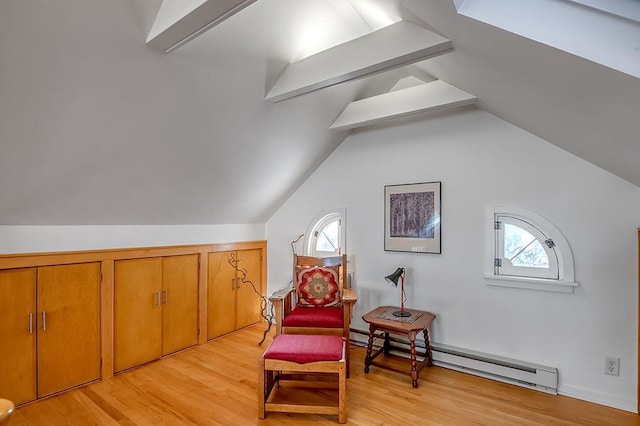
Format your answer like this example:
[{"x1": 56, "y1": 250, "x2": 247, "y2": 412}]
[{"x1": 269, "y1": 254, "x2": 356, "y2": 374}]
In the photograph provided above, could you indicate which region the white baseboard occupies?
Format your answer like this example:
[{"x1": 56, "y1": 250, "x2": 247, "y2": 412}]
[
  {"x1": 349, "y1": 329, "x2": 637, "y2": 413},
  {"x1": 558, "y1": 384, "x2": 637, "y2": 414}
]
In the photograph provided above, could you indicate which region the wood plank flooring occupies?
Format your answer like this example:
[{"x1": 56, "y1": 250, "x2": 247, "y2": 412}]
[{"x1": 10, "y1": 325, "x2": 640, "y2": 425}]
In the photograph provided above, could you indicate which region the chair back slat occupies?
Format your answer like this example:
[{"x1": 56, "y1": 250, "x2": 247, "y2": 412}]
[{"x1": 294, "y1": 254, "x2": 346, "y2": 283}]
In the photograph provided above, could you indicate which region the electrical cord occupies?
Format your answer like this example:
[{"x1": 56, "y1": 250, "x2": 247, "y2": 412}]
[{"x1": 226, "y1": 233, "x2": 305, "y2": 345}]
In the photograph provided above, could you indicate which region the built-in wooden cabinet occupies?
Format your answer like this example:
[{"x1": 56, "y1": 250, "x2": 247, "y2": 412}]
[
  {"x1": 207, "y1": 249, "x2": 262, "y2": 339},
  {"x1": 114, "y1": 254, "x2": 199, "y2": 373},
  {"x1": 0, "y1": 240, "x2": 265, "y2": 403},
  {"x1": 0, "y1": 263, "x2": 101, "y2": 406},
  {"x1": 0, "y1": 268, "x2": 36, "y2": 405},
  {"x1": 162, "y1": 255, "x2": 200, "y2": 355}
]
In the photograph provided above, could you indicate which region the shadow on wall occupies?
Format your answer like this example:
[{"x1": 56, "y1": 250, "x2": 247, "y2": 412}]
[{"x1": 351, "y1": 286, "x2": 388, "y2": 322}]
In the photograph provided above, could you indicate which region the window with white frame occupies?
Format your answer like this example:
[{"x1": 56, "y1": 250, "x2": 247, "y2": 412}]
[
  {"x1": 484, "y1": 207, "x2": 578, "y2": 293},
  {"x1": 305, "y1": 208, "x2": 346, "y2": 257},
  {"x1": 495, "y1": 215, "x2": 558, "y2": 279}
]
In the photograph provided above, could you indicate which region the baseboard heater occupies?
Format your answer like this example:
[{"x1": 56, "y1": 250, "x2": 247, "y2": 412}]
[{"x1": 350, "y1": 328, "x2": 558, "y2": 395}]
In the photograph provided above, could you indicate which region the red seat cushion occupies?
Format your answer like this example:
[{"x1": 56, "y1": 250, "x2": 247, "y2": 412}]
[
  {"x1": 264, "y1": 334, "x2": 344, "y2": 364},
  {"x1": 282, "y1": 306, "x2": 344, "y2": 329}
]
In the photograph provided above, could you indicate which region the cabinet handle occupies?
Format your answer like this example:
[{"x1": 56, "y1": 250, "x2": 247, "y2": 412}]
[
  {"x1": 29, "y1": 312, "x2": 33, "y2": 334},
  {"x1": 162, "y1": 289, "x2": 168, "y2": 305},
  {"x1": 42, "y1": 311, "x2": 46, "y2": 331},
  {"x1": 155, "y1": 291, "x2": 161, "y2": 306},
  {"x1": 232, "y1": 278, "x2": 241, "y2": 290}
]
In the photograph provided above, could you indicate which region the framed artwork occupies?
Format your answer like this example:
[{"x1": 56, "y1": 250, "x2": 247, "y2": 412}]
[{"x1": 384, "y1": 181, "x2": 441, "y2": 253}]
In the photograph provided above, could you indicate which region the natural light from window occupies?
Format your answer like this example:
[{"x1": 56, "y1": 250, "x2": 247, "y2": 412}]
[
  {"x1": 315, "y1": 220, "x2": 339, "y2": 253},
  {"x1": 452, "y1": 0, "x2": 640, "y2": 78},
  {"x1": 503, "y1": 223, "x2": 549, "y2": 269},
  {"x1": 306, "y1": 208, "x2": 346, "y2": 257},
  {"x1": 485, "y1": 206, "x2": 578, "y2": 293}
]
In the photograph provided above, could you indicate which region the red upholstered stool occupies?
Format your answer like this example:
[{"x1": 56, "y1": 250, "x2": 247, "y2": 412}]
[{"x1": 258, "y1": 334, "x2": 346, "y2": 423}]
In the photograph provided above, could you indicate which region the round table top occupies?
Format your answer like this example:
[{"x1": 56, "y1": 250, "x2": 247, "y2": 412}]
[{"x1": 0, "y1": 398, "x2": 14, "y2": 420}]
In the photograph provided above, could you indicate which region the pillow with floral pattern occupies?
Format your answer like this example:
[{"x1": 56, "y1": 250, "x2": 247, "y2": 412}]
[{"x1": 296, "y1": 266, "x2": 341, "y2": 307}]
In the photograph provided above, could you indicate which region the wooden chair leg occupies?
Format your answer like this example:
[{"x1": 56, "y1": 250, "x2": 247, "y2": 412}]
[
  {"x1": 345, "y1": 339, "x2": 350, "y2": 378},
  {"x1": 272, "y1": 300, "x2": 283, "y2": 335}
]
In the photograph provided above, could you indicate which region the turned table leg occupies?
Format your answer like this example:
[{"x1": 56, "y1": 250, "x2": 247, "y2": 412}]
[
  {"x1": 409, "y1": 331, "x2": 419, "y2": 388},
  {"x1": 364, "y1": 325, "x2": 375, "y2": 373},
  {"x1": 423, "y1": 328, "x2": 433, "y2": 367},
  {"x1": 383, "y1": 332, "x2": 390, "y2": 356}
]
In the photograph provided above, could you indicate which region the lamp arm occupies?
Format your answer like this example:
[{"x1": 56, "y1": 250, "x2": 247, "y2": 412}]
[{"x1": 400, "y1": 275, "x2": 405, "y2": 312}]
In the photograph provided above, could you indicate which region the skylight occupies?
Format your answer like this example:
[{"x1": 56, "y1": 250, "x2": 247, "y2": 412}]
[
  {"x1": 567, "y1": 0, "x2": 640, "y2": 23},
  {"x1": 453, "y1": 0, "x2": 640, "y2": 78}
]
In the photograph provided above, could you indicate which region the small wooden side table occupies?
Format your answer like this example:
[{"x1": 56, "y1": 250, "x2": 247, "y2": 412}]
[{"x1": 362, "y1": 306, "x2": 436, "y2": 388}]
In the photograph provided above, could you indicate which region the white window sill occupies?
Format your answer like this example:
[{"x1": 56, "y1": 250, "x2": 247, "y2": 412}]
[{"x1": 483, "y1": 274, "x2": 579, "y2": 293}]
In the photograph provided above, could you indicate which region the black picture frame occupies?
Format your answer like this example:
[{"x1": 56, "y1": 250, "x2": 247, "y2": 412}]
[{"x1": 384, "y1": 181, "x2": 441, "y2": 253}]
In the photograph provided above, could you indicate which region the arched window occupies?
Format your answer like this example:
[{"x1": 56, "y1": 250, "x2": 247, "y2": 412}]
[
  {"x1": 484, "y1": 206, "x2": 578, "y2": 293},
  {"x1": 495, "y1": 215, "x2": 558, "y2": 280},
  {"x1": 305, "y1": 208, "x2": 346, "y2": 257}
]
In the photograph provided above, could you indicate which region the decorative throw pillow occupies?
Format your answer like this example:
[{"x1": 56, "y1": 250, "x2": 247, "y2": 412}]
[{"x1": 296, "y1": 266, "x2": 341, "y2": 307}]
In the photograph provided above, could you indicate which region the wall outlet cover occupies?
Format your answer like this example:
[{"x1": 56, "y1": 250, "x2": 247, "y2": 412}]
[{"x1": 605, "y1": 357, "x2": 620, "y2": 376}]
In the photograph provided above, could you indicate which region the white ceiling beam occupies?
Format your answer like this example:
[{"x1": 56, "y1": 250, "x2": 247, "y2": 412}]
[
  {"x1": 265, "y1": 21, "x2": 453, "y2": 103},
  {"x1": 147, "y1": 0, "x2": 257, "y2": 53},
  {"x1": 329, "y1": 80, "x2": 477, "y2": 131}
]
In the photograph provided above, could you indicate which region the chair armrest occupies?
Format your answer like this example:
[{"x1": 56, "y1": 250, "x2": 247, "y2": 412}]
[
  {"x1": 342, "y1": 288, "x2": 357, "y2": 303},
  {"x1": 269, "y1": 287, "x2": 295, "y2": 335},
  {"x1": 269, "y1": 287, "x2": 294, "y2": 300},
  {"x1": 342, "y1": 289, "x2": 357, "y2": 331}
]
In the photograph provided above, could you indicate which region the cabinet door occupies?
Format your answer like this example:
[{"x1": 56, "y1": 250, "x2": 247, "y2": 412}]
[
  {"x1": 115, "y1": 258, "x2": 162, "y2": 373},
  {"x1": 162, "y1": 254, "x2": 199, "y2": 356},
  {"x1": 207, "y1": 252, "x2": 236, "y2": 339},
  {"x1": 0, "y1": 268, "x2": 37, "y2": 405},
  {"x1": 235, "y1": 249, "x2": 263, "y2": 329},
  {"x1": 37, "y1": 263, "x2": 101, "y2": 398}
]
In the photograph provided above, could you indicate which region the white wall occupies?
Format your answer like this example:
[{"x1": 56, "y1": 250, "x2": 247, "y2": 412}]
[
  {"x1": 266, "y1": 107, "x2": 640, "y2": 411},
  {"x1": 0, "y1": 224, "x2": 265, "y2": 254}
]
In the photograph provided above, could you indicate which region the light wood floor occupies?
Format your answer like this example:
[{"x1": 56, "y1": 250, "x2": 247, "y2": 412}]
[{"x1": 10, "y1": 325, "x2": 640, "y2": 425}]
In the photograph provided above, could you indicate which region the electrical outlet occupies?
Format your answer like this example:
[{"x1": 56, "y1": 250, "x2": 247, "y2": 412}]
[{"x1": 605, "y1": 357, "x2": 620, "y2": 376}]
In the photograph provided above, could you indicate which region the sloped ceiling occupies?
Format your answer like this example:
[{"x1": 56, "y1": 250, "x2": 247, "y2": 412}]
[
  {"x1": 0, "y1": 0, "x2": 638, "y2": 225},
  {"x1": 402, "y1": 0, "x2": 640, "y2": 189}
]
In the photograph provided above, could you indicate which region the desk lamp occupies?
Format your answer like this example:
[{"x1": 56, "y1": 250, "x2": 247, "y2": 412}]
[{"x1": 385, "y1": 267, "x2": 410, "y2": 317}]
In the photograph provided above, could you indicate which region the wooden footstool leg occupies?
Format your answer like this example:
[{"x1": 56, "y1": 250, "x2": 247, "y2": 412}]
[
  {"x1": 258, "y1": 356, "x2": 266, "y2": 419},
  {"x1": 338, "y1": 360, "x2": 346, "y2": 424}
]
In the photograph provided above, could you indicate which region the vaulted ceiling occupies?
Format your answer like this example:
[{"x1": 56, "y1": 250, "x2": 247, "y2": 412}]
[{"x1": 0, "y1": 0, "x2": 638, "y2": 225}]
